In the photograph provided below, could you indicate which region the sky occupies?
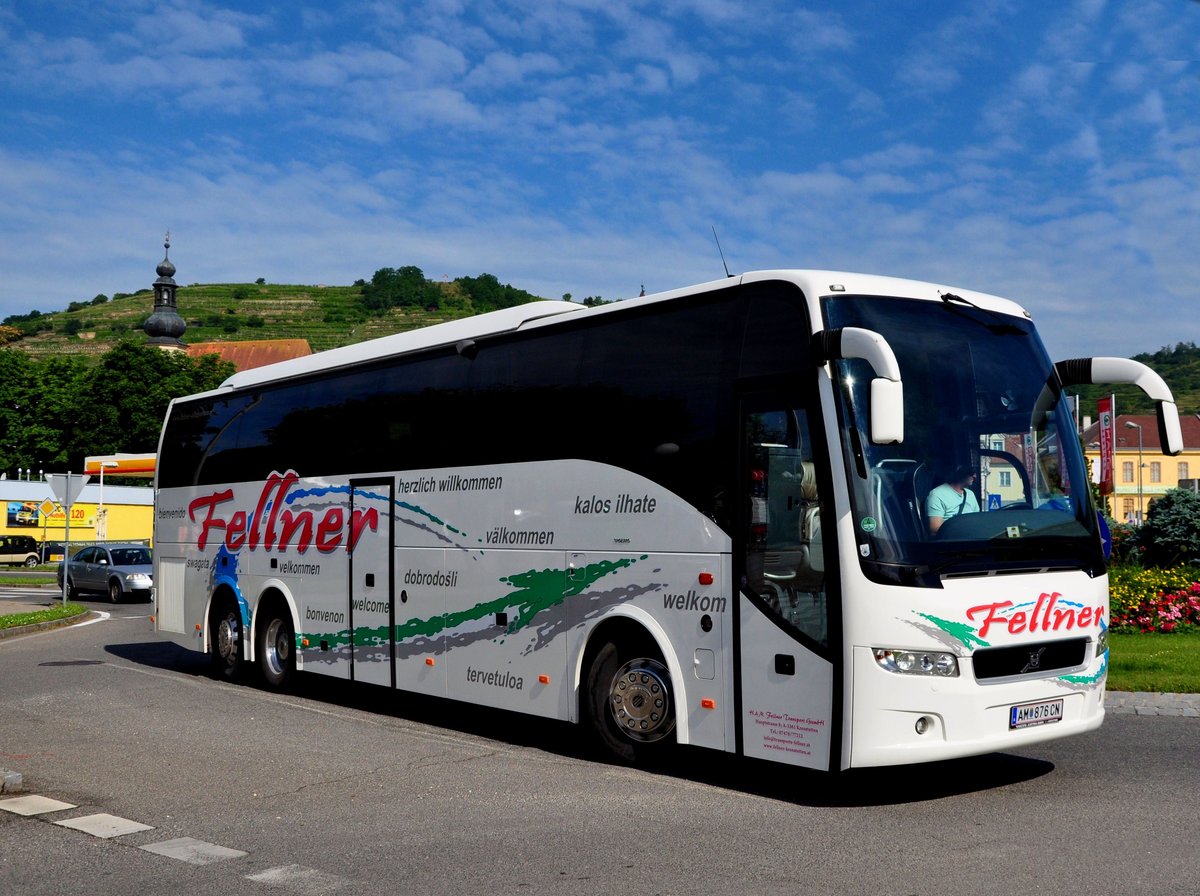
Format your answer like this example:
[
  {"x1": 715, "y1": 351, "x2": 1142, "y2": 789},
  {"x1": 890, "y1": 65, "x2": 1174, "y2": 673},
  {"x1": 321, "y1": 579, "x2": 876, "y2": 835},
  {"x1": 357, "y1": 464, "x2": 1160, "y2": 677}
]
[{"x1": 0, "y1": 0, "x2": 1197, "y2": 360}]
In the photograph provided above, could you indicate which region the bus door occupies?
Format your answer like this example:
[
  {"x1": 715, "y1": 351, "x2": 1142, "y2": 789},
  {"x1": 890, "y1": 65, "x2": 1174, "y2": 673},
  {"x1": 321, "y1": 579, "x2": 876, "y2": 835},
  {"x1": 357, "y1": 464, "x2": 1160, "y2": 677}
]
[
  {"x1": 737, "y1": 395, "x2": 836, "y2": 770},
  {"x1": 348, "y1": 478, "x2": 395, "y2": 688}
]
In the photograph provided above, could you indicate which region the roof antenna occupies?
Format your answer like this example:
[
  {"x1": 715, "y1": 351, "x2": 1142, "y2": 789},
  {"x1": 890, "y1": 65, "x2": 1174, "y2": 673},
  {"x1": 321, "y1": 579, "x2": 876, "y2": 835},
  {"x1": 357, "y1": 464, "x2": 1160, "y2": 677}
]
[{"x1": 711, "y1": 225, "x2": 732, "y2": 278}]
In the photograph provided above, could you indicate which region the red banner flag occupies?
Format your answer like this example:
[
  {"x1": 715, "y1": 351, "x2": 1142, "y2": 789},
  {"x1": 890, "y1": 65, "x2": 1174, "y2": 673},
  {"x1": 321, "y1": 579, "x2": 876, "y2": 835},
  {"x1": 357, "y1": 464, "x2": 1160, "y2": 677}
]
[{"x1": 1098, "y1": 396, "x2": 1115, "y2": 495}]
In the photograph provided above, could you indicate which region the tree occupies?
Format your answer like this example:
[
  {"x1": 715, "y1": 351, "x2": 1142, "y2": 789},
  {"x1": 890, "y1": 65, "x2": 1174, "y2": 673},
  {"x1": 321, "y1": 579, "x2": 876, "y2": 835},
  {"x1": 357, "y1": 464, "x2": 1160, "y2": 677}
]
[
  {"x1": 1137, "y1": 487, "x2": 1200, "y2": 567},
  {"x1": 362, "y1": 266, "x2": 432, "y2": 312},
  {"x1": 70, "y1": 342, "x2": 234, "y2": 466},
  {"x1": 454, "y1": 273, "x2": 537, "y2": 311},
  {"x1": 2, "y1": 351, "x2": 89, "y2": 472},
  {"x1": 0, "y1": 343, "x2": 234, "y2": 474}
]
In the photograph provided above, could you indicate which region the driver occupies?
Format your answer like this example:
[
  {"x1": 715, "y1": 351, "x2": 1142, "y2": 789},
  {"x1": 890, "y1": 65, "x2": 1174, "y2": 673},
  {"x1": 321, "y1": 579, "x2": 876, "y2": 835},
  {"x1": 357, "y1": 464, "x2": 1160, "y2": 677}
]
[{"x1": 926, "y1": 465, "x2": 979, "y2": 534}]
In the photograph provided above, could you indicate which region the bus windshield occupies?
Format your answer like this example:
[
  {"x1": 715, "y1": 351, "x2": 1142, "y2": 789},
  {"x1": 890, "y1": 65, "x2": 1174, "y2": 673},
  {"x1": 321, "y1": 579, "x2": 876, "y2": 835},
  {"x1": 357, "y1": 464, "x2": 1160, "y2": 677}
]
[{"x1": 823, "y1": 294, "x2": 1103, "y2": 588}]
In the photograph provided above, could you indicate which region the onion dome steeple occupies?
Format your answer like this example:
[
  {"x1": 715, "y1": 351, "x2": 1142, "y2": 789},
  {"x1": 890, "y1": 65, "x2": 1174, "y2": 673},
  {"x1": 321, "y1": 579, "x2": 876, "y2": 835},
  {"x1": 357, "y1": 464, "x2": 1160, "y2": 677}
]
[{"x1": 144, "y1": 231, "x2": 187, "y2": 350}]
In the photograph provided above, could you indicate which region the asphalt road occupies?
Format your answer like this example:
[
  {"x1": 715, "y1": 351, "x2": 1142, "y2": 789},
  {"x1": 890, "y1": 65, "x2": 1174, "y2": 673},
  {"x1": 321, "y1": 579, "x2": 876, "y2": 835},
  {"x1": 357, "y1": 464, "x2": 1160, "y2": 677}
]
[{"x1": 2, "y1": 598, "x2": 1198, "y2": 896}]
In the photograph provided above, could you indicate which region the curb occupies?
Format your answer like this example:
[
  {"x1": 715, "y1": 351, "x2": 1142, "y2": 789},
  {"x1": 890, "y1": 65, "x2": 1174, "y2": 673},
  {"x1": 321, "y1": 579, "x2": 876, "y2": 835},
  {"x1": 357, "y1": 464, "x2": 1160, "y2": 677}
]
[
  {"x1": 1104, "y1": 690, "x2": 1200, "y2": 717},
  {"x1": 0, "y1": 609, "x2": 95, "y2": 642}
]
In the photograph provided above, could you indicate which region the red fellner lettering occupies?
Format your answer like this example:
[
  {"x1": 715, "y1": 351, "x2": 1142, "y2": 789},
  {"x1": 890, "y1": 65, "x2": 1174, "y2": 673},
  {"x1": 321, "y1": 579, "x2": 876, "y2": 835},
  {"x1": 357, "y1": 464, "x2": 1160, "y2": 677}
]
[
  {"x1": 966, "y1": 593, "x2": 1104, "y2": 639},
  {"x1": 188, "y1": 471, "x2": 378, "y2": 554}
]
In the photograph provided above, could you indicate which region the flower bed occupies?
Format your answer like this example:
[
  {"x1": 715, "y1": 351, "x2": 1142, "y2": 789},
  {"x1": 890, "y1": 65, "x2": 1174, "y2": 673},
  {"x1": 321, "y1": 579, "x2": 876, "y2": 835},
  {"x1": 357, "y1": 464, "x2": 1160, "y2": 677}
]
[{"x1": 1109, "y1": 565, "x2": 1200, "y2": 633}]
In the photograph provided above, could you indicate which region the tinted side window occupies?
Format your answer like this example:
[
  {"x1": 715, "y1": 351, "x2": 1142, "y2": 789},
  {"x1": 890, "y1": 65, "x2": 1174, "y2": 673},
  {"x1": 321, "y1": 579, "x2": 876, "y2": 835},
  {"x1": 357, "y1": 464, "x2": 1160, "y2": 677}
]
[
  {"x1": 458, "y1": 325, "x2": 585, "y2": 467},
  {"x1": 740, "y1": 281, "x2": 812, "y2": 379},
  {"x1": 579, "y1": 295, "x2": 736, "y2": 518}
]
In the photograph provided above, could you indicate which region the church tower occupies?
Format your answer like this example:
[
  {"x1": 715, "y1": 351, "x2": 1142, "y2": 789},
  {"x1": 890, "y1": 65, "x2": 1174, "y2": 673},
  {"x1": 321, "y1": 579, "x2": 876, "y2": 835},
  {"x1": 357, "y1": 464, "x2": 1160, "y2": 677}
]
[{"x1": 143, "y1": 231, "x2": 187, "y2": 350}]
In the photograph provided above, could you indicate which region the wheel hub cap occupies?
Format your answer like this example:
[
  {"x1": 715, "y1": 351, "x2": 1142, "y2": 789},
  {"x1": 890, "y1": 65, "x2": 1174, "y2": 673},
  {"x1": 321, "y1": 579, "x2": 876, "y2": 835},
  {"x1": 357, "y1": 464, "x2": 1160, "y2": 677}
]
[{"x1": 609, "y1": 659, "x2": 673, "y2": 742}]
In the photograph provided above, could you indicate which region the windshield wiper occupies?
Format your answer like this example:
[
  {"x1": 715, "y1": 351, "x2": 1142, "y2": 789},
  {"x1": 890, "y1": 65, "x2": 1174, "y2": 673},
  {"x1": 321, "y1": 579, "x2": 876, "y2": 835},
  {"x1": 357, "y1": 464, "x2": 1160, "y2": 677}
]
[{"x1": 940, "y1": 292, "x2": 1028, "y2": 336}]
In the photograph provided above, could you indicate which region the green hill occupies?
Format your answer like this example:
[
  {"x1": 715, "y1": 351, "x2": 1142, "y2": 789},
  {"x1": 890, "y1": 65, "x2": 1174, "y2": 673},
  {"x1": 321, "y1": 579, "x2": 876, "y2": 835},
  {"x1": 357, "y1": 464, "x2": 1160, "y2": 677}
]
[
  {"x1": 6, "y1": 281, "x2": 1198, "y2": 417},
  {"x1": 1071, "y1": 343, "x2": 1200, "y2": 417},
  {"x1": 2, "y1": 275, "x2": 553, "y2": 360}
]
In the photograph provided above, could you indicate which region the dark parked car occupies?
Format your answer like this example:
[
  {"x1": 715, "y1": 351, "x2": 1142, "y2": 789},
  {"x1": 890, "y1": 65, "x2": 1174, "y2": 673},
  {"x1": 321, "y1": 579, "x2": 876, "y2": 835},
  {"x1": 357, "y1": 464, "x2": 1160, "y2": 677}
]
[
  {"x1": 57, "y1": 544, "x2": 153, "y2": 603},
  {"x1": 0, "y1": 534, "x2": 40, "y2": 567},
  {"x1": 38, "y1": 541, "x2": 65, "y2": 564}
]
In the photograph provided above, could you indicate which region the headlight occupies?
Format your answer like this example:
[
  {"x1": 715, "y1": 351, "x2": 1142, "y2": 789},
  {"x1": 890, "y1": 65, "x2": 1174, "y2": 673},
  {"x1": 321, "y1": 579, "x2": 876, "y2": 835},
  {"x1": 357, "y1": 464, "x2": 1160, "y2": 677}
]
[
  {"x1": 1095, "y1": 629, "x2": 1108, "y2": 656},
  {"x1": 125, "y1": 574, "x2": 152, "y2": 587},
  {"x1": 873, "y1": 648, "x2": 959, "y2": 677}
]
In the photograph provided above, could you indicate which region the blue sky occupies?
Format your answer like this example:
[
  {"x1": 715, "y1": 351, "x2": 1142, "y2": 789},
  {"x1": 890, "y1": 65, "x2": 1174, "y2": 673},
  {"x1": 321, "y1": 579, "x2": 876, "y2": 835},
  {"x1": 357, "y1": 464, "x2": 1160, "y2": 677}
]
[{"x1": 1, "y1": 0, "x2": 1197, "y2": 359}]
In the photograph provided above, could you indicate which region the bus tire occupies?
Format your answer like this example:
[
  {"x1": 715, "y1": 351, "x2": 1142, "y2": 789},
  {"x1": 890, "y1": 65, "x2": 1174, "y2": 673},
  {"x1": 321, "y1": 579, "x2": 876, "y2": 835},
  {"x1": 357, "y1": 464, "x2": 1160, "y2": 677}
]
[
  {"x1": 257, "y1": 606, "x2": 295, "y2": 690},
  {"x1": 584, "y1": 635, "x2": 676, "y2": 763},
  {"x1": 209, "y1": 598, "x2": 243, "y2": 681}
]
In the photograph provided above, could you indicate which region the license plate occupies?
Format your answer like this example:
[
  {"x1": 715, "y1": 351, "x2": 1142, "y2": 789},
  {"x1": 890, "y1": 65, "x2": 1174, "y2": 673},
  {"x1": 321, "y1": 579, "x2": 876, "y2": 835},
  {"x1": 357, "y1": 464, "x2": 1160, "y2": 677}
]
[{"x1": 1009, "y1": 698, "x2": 1064, "y2": 730}]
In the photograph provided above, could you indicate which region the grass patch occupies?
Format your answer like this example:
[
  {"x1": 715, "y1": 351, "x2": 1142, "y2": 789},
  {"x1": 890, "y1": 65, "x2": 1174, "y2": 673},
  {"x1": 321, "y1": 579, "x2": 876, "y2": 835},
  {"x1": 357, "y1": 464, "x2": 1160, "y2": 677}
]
[
  {"x1": 0, "y1": 601, "x2": 88, "y2": 630},
  {"x1": 1, "y1": 570, "x2": 58, "y2": 587},
  {"x1": 1107, "y1": 630, "x2": 1200, "y2": 693}
]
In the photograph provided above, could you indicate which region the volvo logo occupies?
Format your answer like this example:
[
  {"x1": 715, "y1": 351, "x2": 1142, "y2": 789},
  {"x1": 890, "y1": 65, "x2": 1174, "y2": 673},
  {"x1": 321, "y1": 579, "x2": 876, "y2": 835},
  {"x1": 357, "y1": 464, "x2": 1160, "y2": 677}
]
[{"x1": 1021, "y1": 646, "x2": 1048, "y2": 674}]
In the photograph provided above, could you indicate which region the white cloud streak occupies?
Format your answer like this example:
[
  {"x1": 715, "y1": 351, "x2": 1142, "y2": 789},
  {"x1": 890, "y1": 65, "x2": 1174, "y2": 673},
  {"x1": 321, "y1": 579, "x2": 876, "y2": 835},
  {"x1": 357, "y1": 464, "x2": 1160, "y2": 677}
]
[{"x1": 0, "y1": 0, "x2": 1196, "y2": 364}]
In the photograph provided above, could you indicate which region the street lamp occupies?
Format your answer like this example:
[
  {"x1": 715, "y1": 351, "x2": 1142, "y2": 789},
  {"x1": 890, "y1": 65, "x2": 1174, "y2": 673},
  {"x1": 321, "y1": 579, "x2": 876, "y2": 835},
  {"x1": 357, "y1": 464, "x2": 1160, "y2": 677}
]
[
  {"x1": 1124, "y1": 420, "x2": 1144, "y2": 523},
  {"x1": 97, "y1": 461, "x2": 118, "y2": 542}
]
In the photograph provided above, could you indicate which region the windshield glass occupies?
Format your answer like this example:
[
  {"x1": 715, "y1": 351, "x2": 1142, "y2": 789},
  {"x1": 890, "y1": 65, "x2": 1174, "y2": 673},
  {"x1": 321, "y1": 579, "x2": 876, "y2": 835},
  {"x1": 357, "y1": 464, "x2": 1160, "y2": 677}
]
[
  {"x1": 111, "y1": 548, "x2": 151, "y2": 566},
  {"x1": 823, "y1": 294, "x2": 1102, "y2": 587}
]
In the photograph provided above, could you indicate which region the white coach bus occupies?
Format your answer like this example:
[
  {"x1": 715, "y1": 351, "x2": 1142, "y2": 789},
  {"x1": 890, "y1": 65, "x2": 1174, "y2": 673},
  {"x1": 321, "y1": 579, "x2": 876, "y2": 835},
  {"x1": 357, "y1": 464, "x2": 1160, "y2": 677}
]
[{"x1": 153, "y1": 270, "x2": 1181, "y2": 770}]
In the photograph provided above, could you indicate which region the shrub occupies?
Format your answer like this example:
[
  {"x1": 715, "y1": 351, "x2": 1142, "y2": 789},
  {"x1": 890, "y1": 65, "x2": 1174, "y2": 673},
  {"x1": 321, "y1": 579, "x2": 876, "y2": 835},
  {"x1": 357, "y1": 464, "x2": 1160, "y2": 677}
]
[
  {"x1": 1137, "y1": 488, "x2": 1200, "y2": 566},
  {"x1": 1107, "y1": 519, "x2": 1142, "y2": 563}
]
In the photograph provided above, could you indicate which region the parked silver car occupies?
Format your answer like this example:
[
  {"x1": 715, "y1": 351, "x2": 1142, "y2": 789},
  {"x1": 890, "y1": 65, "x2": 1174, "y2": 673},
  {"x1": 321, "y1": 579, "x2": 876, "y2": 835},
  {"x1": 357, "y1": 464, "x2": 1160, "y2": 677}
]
[{"x1": 56, "y1": 544, "x2": 153, "y2": 603}]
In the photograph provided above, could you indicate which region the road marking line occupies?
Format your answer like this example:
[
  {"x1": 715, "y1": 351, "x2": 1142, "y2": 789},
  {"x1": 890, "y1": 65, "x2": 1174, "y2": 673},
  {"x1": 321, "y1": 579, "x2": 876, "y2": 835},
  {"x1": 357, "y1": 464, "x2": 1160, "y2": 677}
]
[
  {"x1": 246, "y1": 864, "x2": 350, "y2": 892},
  {"x1": 54, "y1": 812, "x2": 154, "y2": 838},
  {"x1": 71, "y1": 611, "x2": 111, "y2": 628},
  {"x1": 140, "y1": 836, "x2": 248, "y2": 864},
  {"x1": 0, "y1": 795, "x2": 77, "y2": 816}
]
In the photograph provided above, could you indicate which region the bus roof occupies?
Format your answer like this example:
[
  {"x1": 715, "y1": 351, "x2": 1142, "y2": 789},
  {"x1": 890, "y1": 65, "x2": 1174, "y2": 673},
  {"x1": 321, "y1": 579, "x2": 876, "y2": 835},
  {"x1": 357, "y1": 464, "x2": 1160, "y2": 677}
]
[{"x1": 214, "y1": 270, "x2": 1030, "y2": 392}]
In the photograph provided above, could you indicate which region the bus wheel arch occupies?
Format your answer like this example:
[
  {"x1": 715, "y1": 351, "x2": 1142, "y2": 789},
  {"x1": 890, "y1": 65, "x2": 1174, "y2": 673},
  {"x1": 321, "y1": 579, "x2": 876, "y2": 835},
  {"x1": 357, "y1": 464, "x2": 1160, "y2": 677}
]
[
  {"x1": 255, "y1": 588, "x2": 297, "y2": 690},
  {"x1": 208, "y1": 586, "x2": 244, "y2": 681},
  {"x1": 581, "y1": 617, "x2": 679, "y2": 763}
]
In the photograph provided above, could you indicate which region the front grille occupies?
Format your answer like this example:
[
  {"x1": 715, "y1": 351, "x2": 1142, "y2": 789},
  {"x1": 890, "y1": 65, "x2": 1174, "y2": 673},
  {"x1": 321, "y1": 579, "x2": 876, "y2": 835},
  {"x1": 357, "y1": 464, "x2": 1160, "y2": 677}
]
[{"x1": 972, "y1": 638, "x2": 1088, "y2": 681}]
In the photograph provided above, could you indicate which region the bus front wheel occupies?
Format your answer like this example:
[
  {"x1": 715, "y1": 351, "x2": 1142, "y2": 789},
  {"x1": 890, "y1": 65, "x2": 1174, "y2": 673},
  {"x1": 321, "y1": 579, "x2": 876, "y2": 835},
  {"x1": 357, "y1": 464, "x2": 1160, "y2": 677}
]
[
  {"x1": 257, "y1": 608, "x2": 295, "y2": 689},
  {"x1": 585, "y1": 637, "x2": 676, "y2": 762}
]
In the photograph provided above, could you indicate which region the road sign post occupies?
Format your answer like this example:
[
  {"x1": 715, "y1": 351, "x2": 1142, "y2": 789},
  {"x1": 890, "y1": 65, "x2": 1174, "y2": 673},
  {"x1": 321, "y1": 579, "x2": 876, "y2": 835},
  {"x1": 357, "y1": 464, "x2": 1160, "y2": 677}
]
[{"x1": 46, "y1": 473, "x2": 90, "y2": 604}]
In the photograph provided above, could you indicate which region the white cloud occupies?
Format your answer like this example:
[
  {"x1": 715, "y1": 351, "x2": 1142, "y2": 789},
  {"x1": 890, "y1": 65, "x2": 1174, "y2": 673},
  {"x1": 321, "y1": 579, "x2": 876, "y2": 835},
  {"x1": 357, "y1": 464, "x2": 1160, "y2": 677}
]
[{"x1": 1, "y1": 0, "x2": 1198, "y2": 365}]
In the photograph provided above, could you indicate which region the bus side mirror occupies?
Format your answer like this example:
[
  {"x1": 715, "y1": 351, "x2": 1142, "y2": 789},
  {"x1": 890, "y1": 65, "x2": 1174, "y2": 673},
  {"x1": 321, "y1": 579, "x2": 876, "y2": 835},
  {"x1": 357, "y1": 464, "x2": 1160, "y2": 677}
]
[
  {"x1": 1055, "y1": 357, "x2": 1183, "y2": 456},
  {"x1": 869, "y1": 379, "x2": 904, "y2": 445},
  {"x1": 815, "y1": 326, "x2": 904, "y2": 445}
]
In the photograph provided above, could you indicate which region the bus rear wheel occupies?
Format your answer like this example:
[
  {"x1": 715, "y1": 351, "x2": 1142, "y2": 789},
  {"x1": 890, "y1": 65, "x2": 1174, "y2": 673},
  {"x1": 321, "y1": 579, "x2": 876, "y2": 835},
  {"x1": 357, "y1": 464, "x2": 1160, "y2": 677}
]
[
  {"x1": 257, "y1": 609, "x2": 295, "y2": 689},
  {"x1": 209, "y1": 600, "x2": 243, "y2": 681},
  {"x1": 585, "y1": 637, "x2": 676, "y2": 763}
]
